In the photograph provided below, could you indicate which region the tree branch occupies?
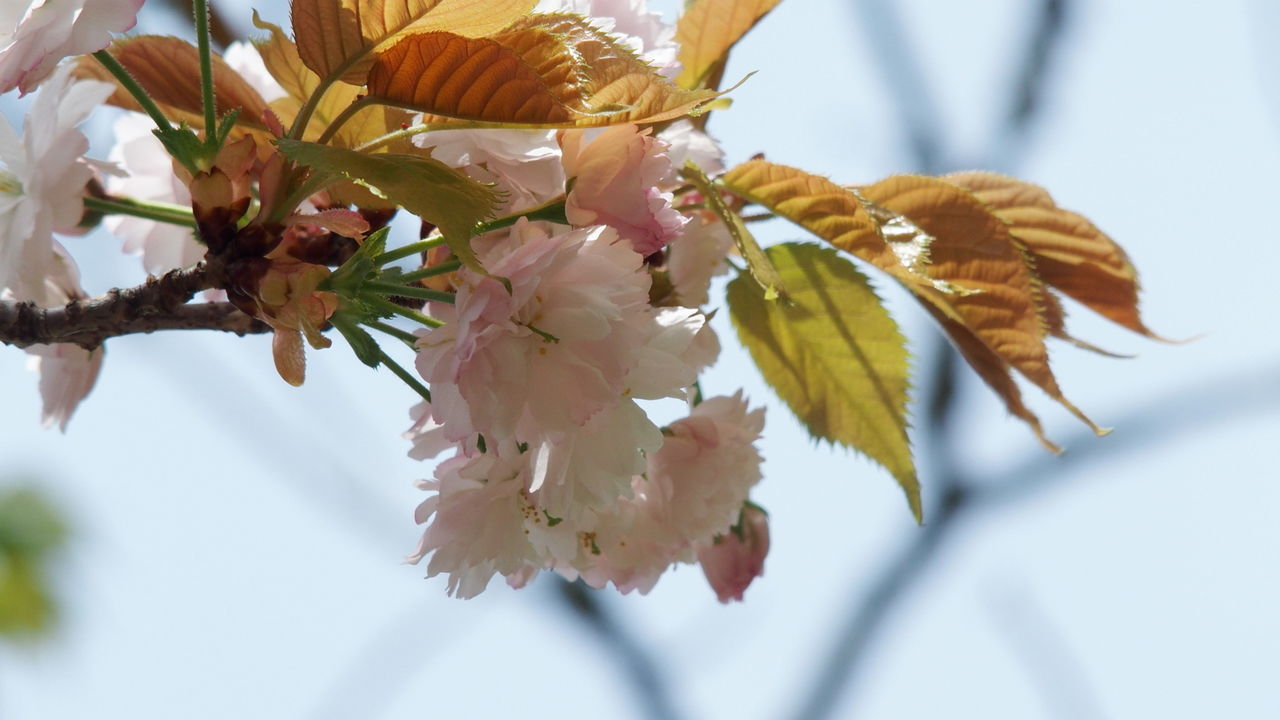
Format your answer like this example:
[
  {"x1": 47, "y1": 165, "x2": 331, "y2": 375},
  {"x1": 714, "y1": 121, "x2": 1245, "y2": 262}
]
[{"x1": 0, "y1": 264, "x2": 269, "y2": 349}]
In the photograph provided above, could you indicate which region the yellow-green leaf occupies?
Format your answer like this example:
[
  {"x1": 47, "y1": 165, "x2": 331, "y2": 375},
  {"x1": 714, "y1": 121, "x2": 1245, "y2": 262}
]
[
  {"x1": 681, "y1": 161, "x2": 785, "y2": 300},
  {"x1": 290, "y1": 0, "x2": 537, "y2": 85},
  {"x1": 674, "y1": 0, "x2": 783, "y2": 90},
  {"x1": 728, "y1": 243, "x2": 919, "y2": 521},
  {"x1": 275, "y1": 139, "x2": 498, "y2": 269}
]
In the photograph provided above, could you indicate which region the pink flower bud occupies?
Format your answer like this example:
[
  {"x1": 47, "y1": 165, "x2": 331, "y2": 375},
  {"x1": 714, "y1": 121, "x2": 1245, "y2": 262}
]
[{"x1": 697, "y1": 505, "x2": 770, "y2": 603}]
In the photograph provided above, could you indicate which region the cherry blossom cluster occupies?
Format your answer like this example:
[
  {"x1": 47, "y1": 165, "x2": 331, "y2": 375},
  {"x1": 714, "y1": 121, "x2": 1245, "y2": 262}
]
[
  {"x1": 0, "y1": 0, "x2": 773, "y2": 601},
  {"x1": 398, "y1": 3, "x2": 771, "y2": 599}
]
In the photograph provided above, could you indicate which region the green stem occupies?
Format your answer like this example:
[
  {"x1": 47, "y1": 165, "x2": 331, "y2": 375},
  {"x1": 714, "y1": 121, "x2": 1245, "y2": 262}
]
[
  {"x1": 287, "y1": 78, "x2": 333, "y2": 141},
  {"x1": 378, "y1": 348, "x2": 432, "y2": 402},
  {"x1": 474, "y1": 197, "x2": 568, "y2": 235},
  {"x1": 193, "y1": 0, "x2": 218, "y2": 143},
  {"x1": 365, "y1": 296, "x2": 444, "y2": 328},
  {"x1": 83, "y1": 196, "x2": 196, "y2": 227},
  {"x1": 315, "y1": 96, "x2": 374, "y2": 146},
  {"x1": 375, "y1": 237, "x2": 445, "y2": 265},
  {"x1": 354, "y1": 120, "x2": 490, "y2": 153},
  {"x1": 366, "y1": 281, "x2": 455, "y2": 304},
  {"x1": 365, "y1": 319, "x2": 419, "y2": 347},
  {"x1": 92, "y1": 50, "x2": 175, "y2": 134},
  {"x1": 398, "y1": 260, "x2": 461, "y2": 283}
]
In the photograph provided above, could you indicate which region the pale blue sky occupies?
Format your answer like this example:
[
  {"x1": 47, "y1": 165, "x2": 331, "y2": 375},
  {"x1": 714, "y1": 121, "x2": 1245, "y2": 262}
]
[{"x1": 2, "y1": 1, "x2": 1278, "y2": 718}]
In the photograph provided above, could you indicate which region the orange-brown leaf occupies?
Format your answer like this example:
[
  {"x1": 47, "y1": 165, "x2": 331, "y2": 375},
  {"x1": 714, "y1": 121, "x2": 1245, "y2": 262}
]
[
  {"x1": 722, "y1": 160, "x2": 1107, "y2": 440},
  {"x1": 581, "y1": 72, "x2": 721, "y2": 126},
  {"x1": 504, "y1": 14, "x2": 660, "y2": 94},
  {"x1": 858, "y1": 175, "x2": 1104, "y2": 434},
  {"x1": 366, "y1": 30, "x2": 582, "y2": 124},
  {"x1": 290, "y1": 0, "x2": 537, "y2": 85},
  {"x1": 721, "y1": 160, "x2": 923, "y2": 285},
  {"x1": 78, "y1": 36, "x2": 269, "y2": 129},
  {"x1": 946, "y1": 171, "x2": 1160, "y2": 339},
  {"x1": 674, "y1": 0, "x2": 783, "y2": 90},
  {"x1": 367, "y1": 23, "x2": 722, "y2": 128},
  {"x1": 920, "y1": 303, "x2": 1060, "y2": 453}
]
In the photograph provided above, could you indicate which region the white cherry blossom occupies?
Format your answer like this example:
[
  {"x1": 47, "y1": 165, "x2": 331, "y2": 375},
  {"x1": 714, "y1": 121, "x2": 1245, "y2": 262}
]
[
  {"x1": 0, "y1": 64, "x2": 113, "y2": 302},
  {"x1": 105, "y1": 113, "x2": 200, "y2": 274},
  {"x1": 0, "y1": 0, "x2": 144, "y2": 95}
]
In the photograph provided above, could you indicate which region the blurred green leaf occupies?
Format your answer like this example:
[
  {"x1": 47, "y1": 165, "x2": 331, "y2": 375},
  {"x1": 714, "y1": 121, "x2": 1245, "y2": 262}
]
[
  {"x1": 0, "y1": 488, "x2": 67, "y2": 555},
  {"x1": 0, "y1": 488, "x2": 67, "y2": 639}
]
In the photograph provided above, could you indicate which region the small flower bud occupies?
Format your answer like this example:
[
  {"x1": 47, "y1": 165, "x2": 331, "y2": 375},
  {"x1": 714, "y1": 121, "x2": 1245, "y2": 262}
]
[{"x1": 697, "y1": 504, "x2": 769, "y2": 603}]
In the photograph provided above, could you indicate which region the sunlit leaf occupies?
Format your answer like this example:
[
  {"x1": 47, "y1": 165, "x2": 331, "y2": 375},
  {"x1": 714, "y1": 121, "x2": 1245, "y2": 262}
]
[
  {"x1": 946, "y1": 171, "x2": 1162, "y2": 339},
  {"x1": 275, "y1": 139, "x2": 498, "y2": 269},
  {"x1": 504, "y1": 13, "x2": 726, "y2": 123},
  {"x1": 504, "y1": 13, "x2": 648, "y2": 93},
  {"x1": 728, "y1": 243, "x2": 919, "y2": 520},
  {"x1": 366, "y1": 23, "x2": 723, "y2": 128},
  {"x1": 581, "y1": 71, "x2": 723, "y2": 126},
  {"x1": 858, "y1": 175, "x2": 1108, "y2": 436},
  {"x1": 291, "y1": 0, "x2": 537, "y2": 85},
  {"x1": 75, "y1": 36, "x2": 269, "y2": 130},
  {"x1": 674, "y1": 0, "x2": 783, "y2": 90},
  {"x1": 720, "y1": 160, "x2": 933, "y2": 292},
  {"x1": 681, "y1": 161, "x2": 785, "y2": 300},
  {"x1": 919, "y1": 303, "x2": 1059, "y2": 452},
  {"x1": 366, "y1": 29, "x2": 584, "y2": 125}
]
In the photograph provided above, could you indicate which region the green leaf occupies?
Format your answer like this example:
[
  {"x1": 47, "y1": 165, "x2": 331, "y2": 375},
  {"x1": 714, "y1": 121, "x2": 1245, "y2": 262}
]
[
  {"x1": 153, "y1": 124, "x2": 210, "y2": 172},
  {"x1": 727, "y1": 243, "x2": 920, "y2": 521},
  {"x1": 325, "y1": 226, "x2": 390, "y2": 298},
  {"x1": 680, "y1": 161, "x2": 786, "y2": 300},
  {"x1": 330, "y1": 314, "x2": 383, "y2": 368},
  {"x1": 275, "y1": 139, "x2": 498, "y2": 271}
]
